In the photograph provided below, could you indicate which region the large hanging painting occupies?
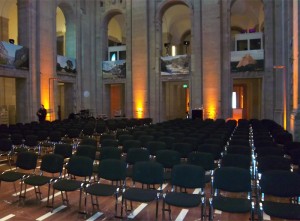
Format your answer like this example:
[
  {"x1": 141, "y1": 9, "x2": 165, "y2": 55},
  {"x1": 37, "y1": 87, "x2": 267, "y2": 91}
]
[
  {"x1": 230, "y1": 53, "x2": 264, "y2": 72},
  {"x1": 0, "y1": 41, "x2": 29, "y2": 69},
  {"x1": 57, "y1": 55, "x2": 77, "y2": 73},
  {"x1": 102, "y1": 60, "x2": 126, "y2": 79},
  {"x1": 161, "y1": 55, "x2": 190, "y2": 75}
]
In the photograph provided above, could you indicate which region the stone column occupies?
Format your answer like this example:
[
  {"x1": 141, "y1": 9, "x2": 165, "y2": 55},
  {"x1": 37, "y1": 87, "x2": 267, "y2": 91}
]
[
  {"x1": 17, "y1": 0, "x2": 39, "y2": 122},
  {"x1": 190, "y1": 0, "x2": 203, "y2": 115},
  {"x1": 201, "y1": 0, "x2": 222, "y2": 119},
  {"x1": 36, "y1": 0, "x2": 56, "y2": 121},
  {"x1": 290, "y1": 0, "x2": 300, "y2": 141},
  {"x1": 220, "y1": 0, "x2": 232, "y2": 119},
  {"x1": 131, "y1": 0, "x2": 149, "y2": 118}
]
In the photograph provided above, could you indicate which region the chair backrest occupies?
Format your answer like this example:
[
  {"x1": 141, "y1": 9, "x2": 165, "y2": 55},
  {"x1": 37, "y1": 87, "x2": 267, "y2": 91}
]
[
  {"x1": 98, "y1": 159, "x2": 127, "y2": 182},
  {"x1": 76, "y1": 144, "x2": 97, "y2": 160},
  {"x1": 24, "y1": 135, "x2": 38, "y2": 146},
  {"x1": 37, "y1": 130, "x2": 49, "y2": 141},
  {"x1": 54, "y1": 143, "x2": 73, "y2": 158},
  {"x1": 48, "y1": 131, "x2": 62, "y2": 143},
  {"x1": 122, "y1": 139, "x2": 141, "y2": 153},
  {"x1": 171, "y1": 164, "x2": 206, "y2": 189},
  {"x1": 100, "y1": 134, "x2": 115, "y2": 141},
  {"x1": 228, "y1": 138, "x2": 250, "y2": 147},
  {"x1": 40, "y1": 153, "x2": 64, "y2": 174},
  {"x1": 132, "y1": 161, "x2": 164, "y2": 185},
  {"x1": 118, "y1": 134, "x2": 134, "y2": 146},
  {"x1": 80, "y1": 137, "x2": 97, "y2": 147},
  {"x1": 221, "y1": 153, "x2": 251, "y2": 169},
  {"x1": 138, "y1": 135, "x2": 154, "y2": 147},
  {"x1": 11, "y1": 133, "x2": 24, "y2": 145},
  {"x1": 67, "y1": 155, "x2": 94, "y2": 177},
  {"x1": 0, "y1": 138, "x2": 13, "y2": 152},
  {"x1": 257, "y1": 155, "x2": 291, "y2": 173},
  {"x1": 99, "y1": 146, "x2": 122, "y2": 160},
  {"x1": 66, "y1": 128, "x2": 81, "y2": 139},
  {"x1": 198, "y1": 143, "x2": 223, "y2": 160},
  {"x1": 16, "y1": 151, "x2": 38, "y2": 170},
  {"x1": 181, "y1": 137, "x2": 200, "y2": 151},
  {"x1": 226, "y1": 145, "x2": 252, "y2": 156},
  {"x1": 126, "y1": 148, "x2": 150, "y2": 165},
  {"x1": 172, "y1": 142, "x2": 193, "y2": 158},
  {"x1": 155, "y1": 149, "x2": 181, "y2": 169},
  {"x1": 158, "y1": 136, "x2": 175, "y2": 149},
  {"x1": 187, "y1": 151, "x2": 215, "y2": 171},
  {"x1": 289, "y1": 148, "x2": 300, "y2": 165},
  {"x1": 255, "y1": 146, "x2": 284, "y2": 157},
  {"x1": 213, "y1": 167, "x2": 251, "y2": 192},
  {"x1": 146, "y1": 141, "x2": 167, "y2": 156},
  {"x1": 260, "y1": 170, "x2": 300, "y2": 197},
  {"x1": 101, "y1": 139, "x2": 118, "y2": 148}
]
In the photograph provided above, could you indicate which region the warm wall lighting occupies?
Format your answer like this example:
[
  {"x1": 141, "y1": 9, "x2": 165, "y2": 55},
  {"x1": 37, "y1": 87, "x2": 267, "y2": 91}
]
[
  {"x1": 136, "y1": 107, "x2": 143, "y2": 119},
  {"x1": 273, "y1": 65, "x2": 287, "y2": 130},
  {"x1": 206, "y1": 106, "x2": 217, "y2": 119},
  {"x1": 48, "y1": 77, "x2": 58, "y2": 121}
]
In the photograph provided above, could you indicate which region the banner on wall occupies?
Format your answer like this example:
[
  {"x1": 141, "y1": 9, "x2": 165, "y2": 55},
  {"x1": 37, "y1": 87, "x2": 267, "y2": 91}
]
[
  {"x1": 102, "y1": 60, "x2": 126, "y2": 79},
  {"x1": 0, "y1": 41, "x2": 29, "y2": 69},
  {"x1": 57, "y1": 55, "x2": 77, "y2": 73},
  {"x1": 161, "y1": 55, "x2": 190, "y2": 75},
  {"x1": 230, "y1": 52, "x2": 264, "y2": 72}
]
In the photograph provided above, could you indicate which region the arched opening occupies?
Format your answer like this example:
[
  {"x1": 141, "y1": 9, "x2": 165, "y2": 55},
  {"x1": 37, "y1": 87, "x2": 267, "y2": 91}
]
[
  {"x1": 54, "y1": 4, "x2": 76, "y2": 121},
  {"x1": 56, "y1": 7, "x2": 66, "y2": 56},
  {"x1": 161, "y1": 2, "x2": 191, "y2": 120},
  {"x1": 0, "y1": 0, "x2": 18, "y2": 124},
  {"x1": 230, "y1": 0, "x2": 264, "y2": 120},
  {"x1": 104, "y1": 12, "x2": 126, "y2": 118}
]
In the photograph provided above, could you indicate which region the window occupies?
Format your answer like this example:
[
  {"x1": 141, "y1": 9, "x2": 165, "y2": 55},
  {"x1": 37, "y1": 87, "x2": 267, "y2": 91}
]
[{"x1": 237, "y1": 40, "x2": 247, "y2": 51}]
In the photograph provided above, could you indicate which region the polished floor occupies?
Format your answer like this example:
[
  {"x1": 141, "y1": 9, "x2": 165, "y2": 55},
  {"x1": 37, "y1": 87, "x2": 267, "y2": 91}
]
[{"x1": 0, "y1": 155, "x2": 299, "y2": 221}]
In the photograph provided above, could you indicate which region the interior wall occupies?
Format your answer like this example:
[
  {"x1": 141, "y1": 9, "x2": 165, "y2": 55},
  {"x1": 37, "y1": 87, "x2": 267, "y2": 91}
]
[
  {"x1": 110, "y1": 84, "x2": 124, "y2": 118},
  {"x1": 0, "y1": 77, "x2": 16, "y2": 124},
  {"x1": 164, "y1": 81, "x2": 187, "y2": 120},
  {"x1": 233, "y1": 78, "x2": 262, "y2": 119}
]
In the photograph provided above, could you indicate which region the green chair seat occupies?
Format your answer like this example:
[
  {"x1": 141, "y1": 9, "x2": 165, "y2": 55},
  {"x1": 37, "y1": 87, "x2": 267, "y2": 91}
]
[
  {"x1": 263, "y1": 201, "x2": 300, "y2": 220},
  {"x1": 0, "y1": 171, "x2": 24, "y2": 182},
  {"x1": 24, "y1": 175, "x2": 52, "y2": 186},
  {"x1": 164, "y1": 192, "x2": 202, "y2": 208},
  {"x1": 212, "y1": 195, "x2": 252, "y2": 213},
  {"x1": 85, "y1": 183, "x2": 118, "y2": 196},
  {"x1": 122, "y1": 187, "x2": 158, "y2": 203},
  {"x1": 53, "y1": 179, "x2": 82, "y2": 192}
]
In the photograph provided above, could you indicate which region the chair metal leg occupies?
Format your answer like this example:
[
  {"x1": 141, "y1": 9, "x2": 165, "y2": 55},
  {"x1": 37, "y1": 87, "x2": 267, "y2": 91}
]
[
  {"x1": 19, "y1": 182, "x2": 26, "y2": 202},
  {"x1": 201, "y1": 196, "x2": 206, "y2": 221},
  {"x1": 34, "y1": 186, "x2": 42, "y2": 200},
  {"x1": 46, "y1": 183, "x2": 51, "y2": 207},
  {"x1": 51, "y1": 187, "x2": 55, "y2": 212},
  {"x1": 155, "y1": 198, "x2": 159, "y2": 220},
  {"x1": 84, "y1": 192, "x2": 88, "y2": 219},
  {"x1": 209, "y1": 198, "x2": 213, "y2": 221}
]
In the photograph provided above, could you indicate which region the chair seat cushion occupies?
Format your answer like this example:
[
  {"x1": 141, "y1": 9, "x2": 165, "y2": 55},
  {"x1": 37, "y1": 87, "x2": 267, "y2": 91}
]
[
  {"x1": 0, "y1": 171, "x2": 24, "y2": 182},
  {"x1": 53, "y1": 179, "x2": 82, "y2": 191},
  {"x1": 213, "y1": 195, "x2": 251, "y2": 213},
  {"x1": 85, "y1": 183, "x2": 118, "y2": 196},
  {"x1": 123, "y1": 188, "x2": 158, "y2": 202},
  {"x1": 263, "y1": 201, "x2": 300, "y2": 220},
  {"x1": 164, "y1": 192, "x2": 202, "y2": 208},
  {"x1": 24, "y1": 175, "x2": 51, "y2": 186}
]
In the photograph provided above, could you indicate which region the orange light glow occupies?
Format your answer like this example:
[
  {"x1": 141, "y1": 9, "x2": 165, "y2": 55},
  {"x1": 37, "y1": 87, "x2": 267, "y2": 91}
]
[
  {"x1": 206, "y1": 106, "x2": 217, "y2": 119},
  {"x1": 136, "y1": 107, "x2": 143, "y2": 119}
]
